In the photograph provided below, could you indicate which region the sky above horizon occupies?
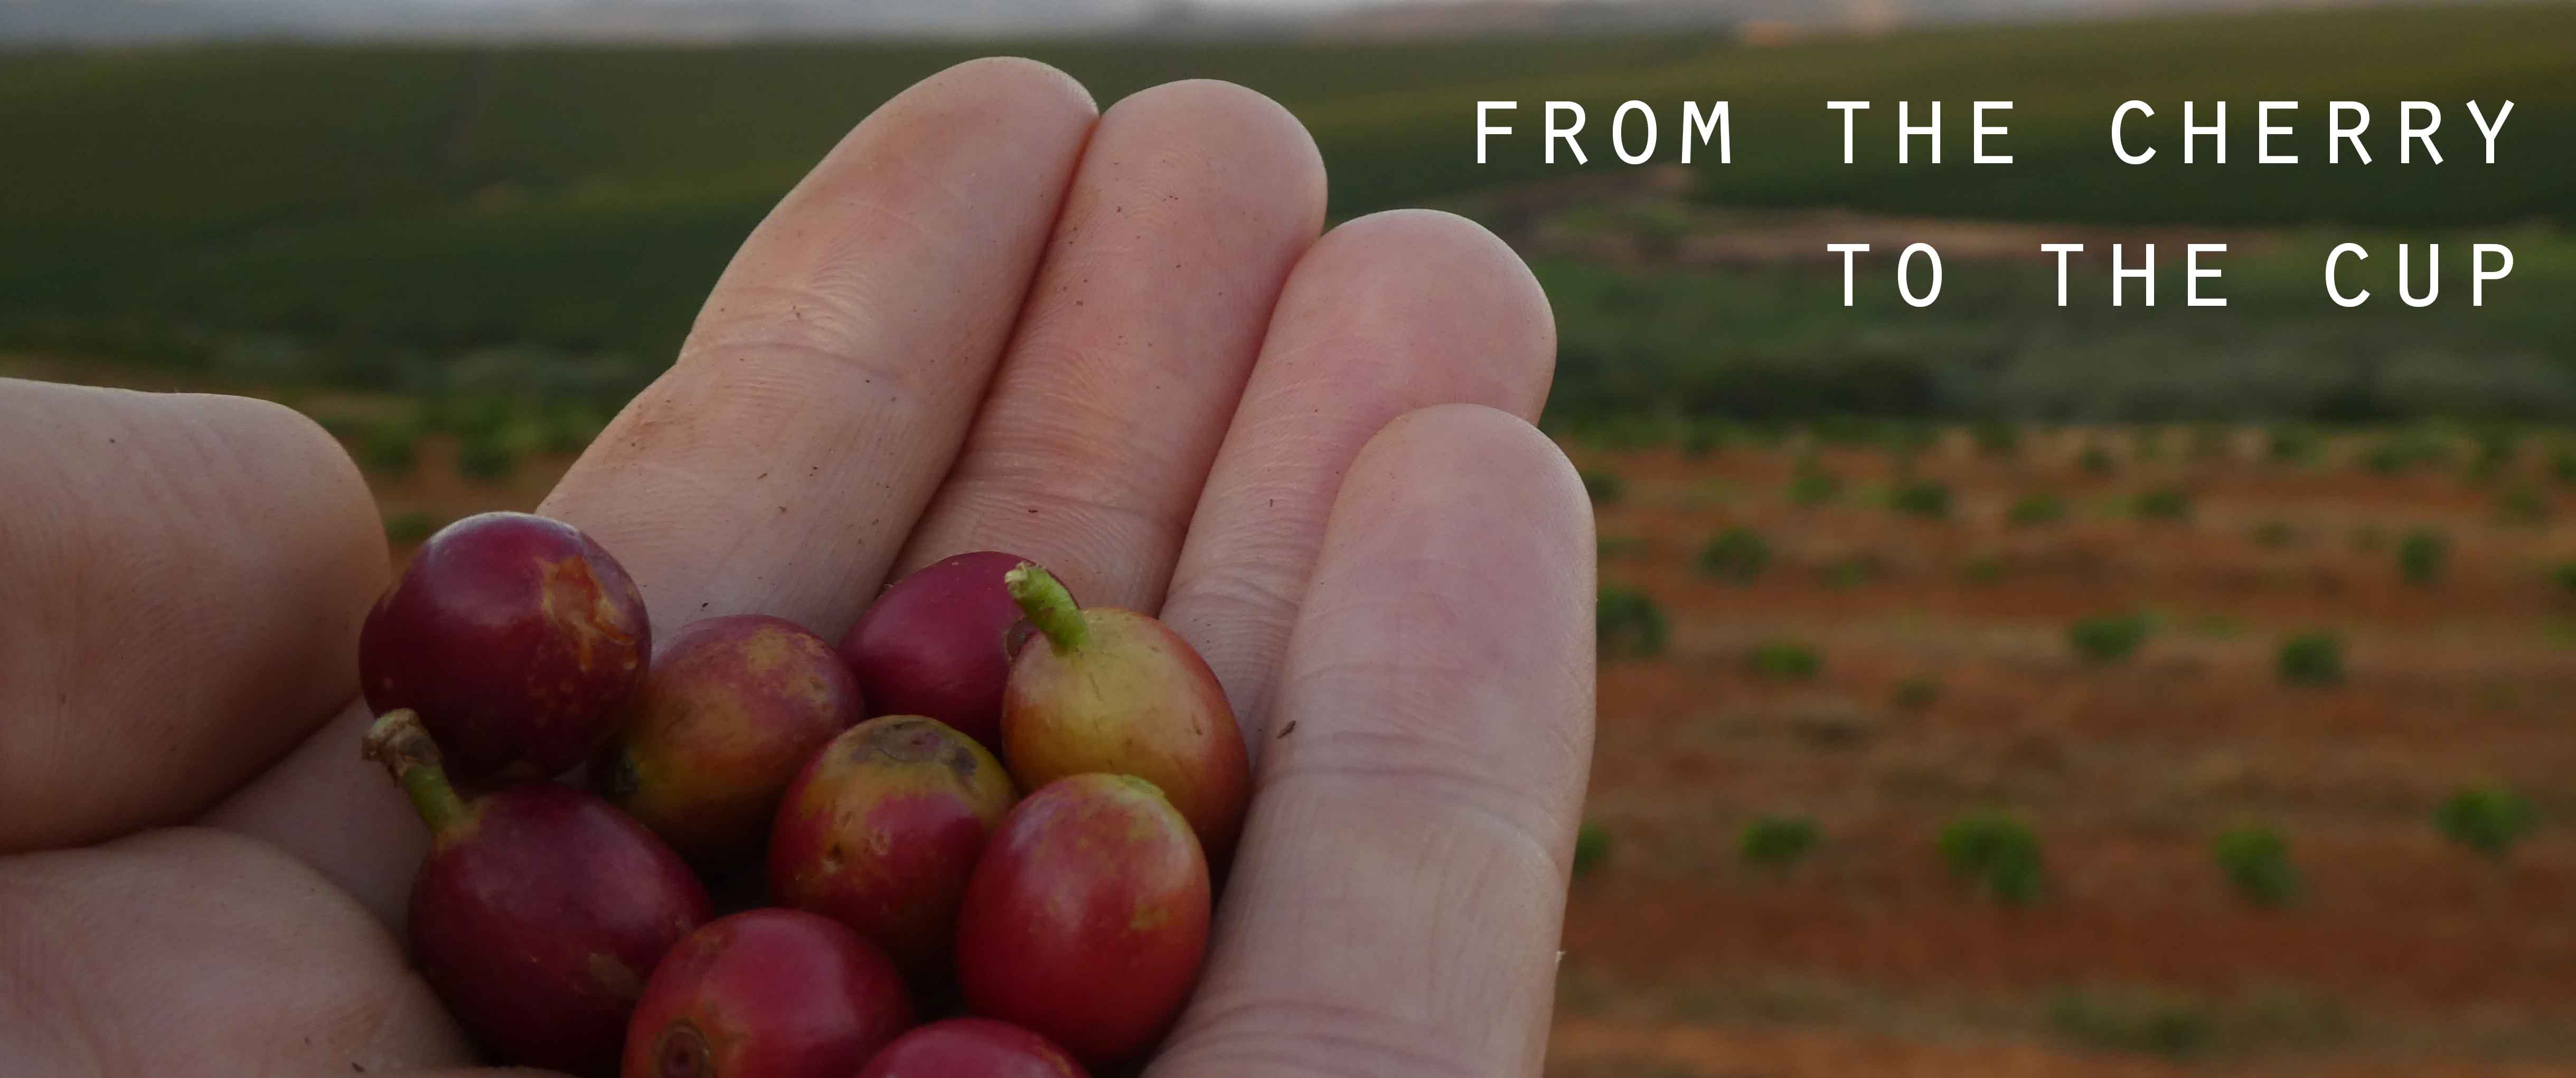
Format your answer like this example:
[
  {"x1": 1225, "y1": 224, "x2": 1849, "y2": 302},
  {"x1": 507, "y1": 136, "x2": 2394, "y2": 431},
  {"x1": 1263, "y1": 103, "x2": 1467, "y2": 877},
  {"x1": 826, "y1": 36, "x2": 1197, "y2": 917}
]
[
  {"x1": 0, "y1": 0, "x2": 2410, "y2": 41},
  {"x1": 52, "y1": 0, "x2": 2119, "y2": 8}
]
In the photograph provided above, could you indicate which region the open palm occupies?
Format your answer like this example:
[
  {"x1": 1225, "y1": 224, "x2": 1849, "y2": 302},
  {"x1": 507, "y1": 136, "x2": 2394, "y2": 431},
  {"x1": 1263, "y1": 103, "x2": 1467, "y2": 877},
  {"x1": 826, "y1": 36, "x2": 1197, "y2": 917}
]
[{"x1": 0, "y1": 59, "x2": 1593, "y2": 1076}]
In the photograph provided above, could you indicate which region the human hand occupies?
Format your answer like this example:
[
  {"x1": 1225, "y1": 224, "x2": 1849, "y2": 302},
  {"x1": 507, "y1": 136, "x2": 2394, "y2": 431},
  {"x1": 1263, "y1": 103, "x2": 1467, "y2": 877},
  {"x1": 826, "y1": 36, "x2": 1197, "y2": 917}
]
[{"x1": 0, "y1": 59, "x2": 1593, "y2": 1076}]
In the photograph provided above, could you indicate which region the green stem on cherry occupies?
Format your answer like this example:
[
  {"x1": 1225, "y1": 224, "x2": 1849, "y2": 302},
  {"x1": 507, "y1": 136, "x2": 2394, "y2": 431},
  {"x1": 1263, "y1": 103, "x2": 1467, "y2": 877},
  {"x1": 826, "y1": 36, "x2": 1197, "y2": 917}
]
[
  {"x1": 1005, "y1": 562, "x2": 1087, "y2": 654},
  {"x1": 361, "y1": 708, "x2": 468, "y2": 834}
]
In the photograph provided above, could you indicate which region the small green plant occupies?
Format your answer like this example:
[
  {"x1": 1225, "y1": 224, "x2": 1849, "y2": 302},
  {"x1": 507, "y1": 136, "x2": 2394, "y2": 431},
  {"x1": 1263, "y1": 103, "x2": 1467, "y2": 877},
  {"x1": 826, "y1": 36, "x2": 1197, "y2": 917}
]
[
  {"x1": 1595, "y1": 587, "x2": 1668, "y2": 661},
  {"x1": 2551, "y1": 443, "x2": 2576, "y2": 484},
  {"x1": 1596, "y1": 535, "x2": 1651, "y2": 561},
  {"x1": 456, "y1": 428, "x2": 522, "y2": 484},
  {"x1": 2553, "y1": 561, "x2": 2576, "y2": 595},
  {"x1": 2277, "y1": 631, "x2": 2345, "y2": 686},
  {"x1": 2361, "y1": 439, "x2": 2409, "y2": 476},
  {"x1": 2007, "y1": 492, "x2": 2066, "y2": 528},
  {"x1": 1972, "y1": 421, "x2": 2021, "y2": 458},
  {"x1": 1684, "y1": 478, "x2": 1736, "y2": 509},
  {"x1": 359, "y1": 418, "x2": 422, "y2": 476},
  {"x1": 1573, "y1": 822, "x2": 1613, "y2": 879},
  {"x1": 2188, "y1": 424, "x2": 2232, "y2": 462},
  {"x1": 1892, "y1": 676, "x2": 1941, "y2": 711},
  {"x1": 2250, "y1": 519, "x2": 2301, "y2": 548},
  {"x1": 1678, "y1": 424, "x2": 1723, "y2": 459},
  {"x1": 2433, "y1": 785, "x2": 2534, "y2": 859},
  {"x1": 2362, "y1": 427, "x2": 2450, "y2": 476},
  {"x1": 1811, "y1": 415, "x2": 1875, "y2": 445},
  {"x1": 1739, "y1": 815, "x2": 1821, "y2": 871},
  {"x1": 1960, "y1": 555, "x2": 2007, "y2": 585},
  {"x1": 2134, "y1": 428, "x2": 2166, "y2": 462},
  {"x1": 539, "y1": 404, "x2": 607, "y2": 456},
  {"x1": 1580, "y1": 468, "x2": 1626, "y2": 507},
  {"x1": 1819, "y1": 555, "x2": 1882, "y2": 590},
  {"x1": 1697, "y1": 526, "x2": 1770, "y2": 583},
  {"x1": 2495, "y1": 485, "x2": 2550, "y2": 527},
  {"x1": 2471, "y1": 426, "x2": 2519, "y2": 480},
  {"x1": 383, "y1": 510, "x2": 443, "y2": 545},
  {"x1": 2396, "y1": 528, "x2": 2449, "y2": 585},
  {"x1": 2213, "y1": 824, "x2": 2300, "y2": 907},
  {"x1": 426, "y1": 393, "x2": 513, "y2": 438},
  {"x1": 2046, "y1": 987, "x2": 2214, "y2": 1059},
  {"x1": 2265, "y1": 425, "x2": 2320, "y2": 465},
  {"x1": 1890, "y1": 480, "x2": 1950, "y2": 519},
  {"x1": 2078, "y1": 443, "x2": 2116, "y2": 475},
  {"x1": 1938, "y1": 811, "x2": 2045, "y2": 905},
  {"x1": 2068, "y1": 611, "x2": 2151, "y2": 664},
  {"x1": 1787, "y1": 465, "x2": 1842, "y2": 507},
  {"x1": 2183, "y1": 611, "x2": 2248, "y2": 639},
  {"x1": 2130, "y1": 486, "x2": 2192, "y2": 522},
  {"x1": 1747, "y1": 640, "x2": 1821, "y2": 681},
  {"x1": 1886, "y1": 421, "x2": 1939, "y2": 464}
]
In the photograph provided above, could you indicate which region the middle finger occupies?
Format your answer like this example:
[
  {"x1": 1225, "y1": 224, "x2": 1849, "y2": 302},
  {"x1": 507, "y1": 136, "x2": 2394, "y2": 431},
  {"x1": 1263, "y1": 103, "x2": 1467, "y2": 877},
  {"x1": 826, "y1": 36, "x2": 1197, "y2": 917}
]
[{"x1": 890, "y1": 79, "x2": 1326, "y2": 611}]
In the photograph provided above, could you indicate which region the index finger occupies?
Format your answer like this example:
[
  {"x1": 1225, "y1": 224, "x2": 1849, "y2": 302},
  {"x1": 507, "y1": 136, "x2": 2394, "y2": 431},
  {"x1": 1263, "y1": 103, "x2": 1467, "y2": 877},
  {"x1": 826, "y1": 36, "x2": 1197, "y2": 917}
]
[
  {"x1": 212, "y1": 58, "x2": 1099, "y2": 922},
  {"x1": 543, "y1": 57, "x2": 1096, "y2": 635}
]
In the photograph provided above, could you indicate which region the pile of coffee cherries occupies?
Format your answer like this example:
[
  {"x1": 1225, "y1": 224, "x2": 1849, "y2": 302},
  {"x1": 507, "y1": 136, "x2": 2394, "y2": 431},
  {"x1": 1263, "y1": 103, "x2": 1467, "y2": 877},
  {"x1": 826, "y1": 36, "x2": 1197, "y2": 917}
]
[{"x1": 358, "y1": 511, "x2": 1249, "y2": 1076}]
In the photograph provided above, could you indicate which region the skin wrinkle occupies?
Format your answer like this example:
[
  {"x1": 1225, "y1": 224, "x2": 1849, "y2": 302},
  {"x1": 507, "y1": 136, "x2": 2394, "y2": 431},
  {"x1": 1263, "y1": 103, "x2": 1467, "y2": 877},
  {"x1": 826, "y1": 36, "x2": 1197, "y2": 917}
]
[
  {"x1": 1159, "y1": 212, "x2": 1555, "y2": 751},
  {"x1": 678, "y1": 304, "x2": 943, "y2": 401},
  {"x1": 953, "y1": 352, "x2": 1186, "y2": 471},
  {"x1": 711, "y1": 65, "x2": 1071, "y2": 298},
  {"x1": 662, "y1": 333, "x2": 945, "y2": 452},
  {"x1": 1164, "y1": 810, "x2": 1555, "y2": 1075},
  {"x1": 894, "y1": 81, "x2": 1323, "y2": 607},
  {"x1": 553, "y1": 239, "x2": 1056, "y2": 633},
  {"x1": 681, "y1": 388, "x2": 871, "y2": 533},
  {"x1": 2, "y1": 829, "x2": 473, "y2": 1073},
  {"x1": 1154, "y1": 406, "x2": 1588, "y2": 1078},
  {"x1": 0, "y1": 866, "x2": 116, "y2": 1073},
  {"x1": 1260, "y1": 756, "x2": 1568, "y2": 882},
  {"x1": 1290, "y1": 543, "x2": 1586, "y2": 718},
  {"x1": 1152, "y1": 563, "x2": 1301, "y2": 712},
  {"x1": 701, "y1": 222, "x2": 973, "y2": 354},
  {"x1": 947, "y1": 436, "x2": 1186, "y2": 528},
  {"x1": 932, "y1": 483, "x2": 1164, "y2": 608},
  {"x1": 131, "y1": 417, "x2": 285, "y2": 763},
  {"x1": 1291, "y1": 580, "x2": 1586, "y2": 685},
  {"x1": 1160, "y1": 999, "x2": 1488, "y2": 1078}
]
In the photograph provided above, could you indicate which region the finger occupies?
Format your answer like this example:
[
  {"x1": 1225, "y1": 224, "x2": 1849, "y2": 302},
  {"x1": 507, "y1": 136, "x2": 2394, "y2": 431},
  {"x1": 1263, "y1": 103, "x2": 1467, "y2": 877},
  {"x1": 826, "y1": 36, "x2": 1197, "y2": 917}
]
[
  {"x1": 0, "y1": 381, "x2": 385, "y2": 851},
  {"x1": 892, "y1": 80, "x2": 1324, "y2": 610},
  {"x1": 1157, "y1": 211, "x2": 1555, "y2": 746},
  {"x1": 211, "y1": 58, "x2": 1098, "y2": 922},
  {"x1": 1152, "y1": 404, "x2": 1595, "y2": 1077},
  {"x1": 0, "y1": 827, "x2": 473, "y2": 1073}
]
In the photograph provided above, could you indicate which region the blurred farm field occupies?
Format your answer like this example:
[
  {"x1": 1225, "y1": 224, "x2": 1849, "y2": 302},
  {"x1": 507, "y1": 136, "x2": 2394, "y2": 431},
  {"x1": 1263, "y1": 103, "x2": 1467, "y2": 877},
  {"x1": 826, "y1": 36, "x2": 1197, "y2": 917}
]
[
  {"x1": 12, "y1": 4, "x2": 2576, "y2": 1075},
  {"x1": 4, "y1": 3, "x2": 2575, "y2": 421},
  {"x1": 1562, "y1": 423, "x2": 2576, "y2": 1075}
]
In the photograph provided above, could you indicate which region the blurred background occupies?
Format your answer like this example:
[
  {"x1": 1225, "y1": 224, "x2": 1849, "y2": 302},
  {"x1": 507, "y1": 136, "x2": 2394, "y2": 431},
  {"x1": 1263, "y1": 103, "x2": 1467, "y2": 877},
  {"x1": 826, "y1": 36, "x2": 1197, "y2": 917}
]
[{"x1": 6, "y1": 1, "x2": 2574, "y2": 1073}]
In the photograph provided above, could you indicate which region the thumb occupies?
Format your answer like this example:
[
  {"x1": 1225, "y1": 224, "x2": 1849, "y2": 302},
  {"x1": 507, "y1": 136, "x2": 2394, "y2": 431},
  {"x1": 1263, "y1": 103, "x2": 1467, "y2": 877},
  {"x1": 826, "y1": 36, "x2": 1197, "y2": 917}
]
[{"x1": 0, "y1": 379, "x2": 386, "y2": 850}]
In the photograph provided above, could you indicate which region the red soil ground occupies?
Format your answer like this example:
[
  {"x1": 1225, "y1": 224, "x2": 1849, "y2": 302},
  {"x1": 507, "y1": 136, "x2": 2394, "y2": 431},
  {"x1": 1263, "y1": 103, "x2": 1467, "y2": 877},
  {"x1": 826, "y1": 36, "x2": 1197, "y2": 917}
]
[{"x1": 1560, "y1": 434, "x2": 2576, "y2": 1074}]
